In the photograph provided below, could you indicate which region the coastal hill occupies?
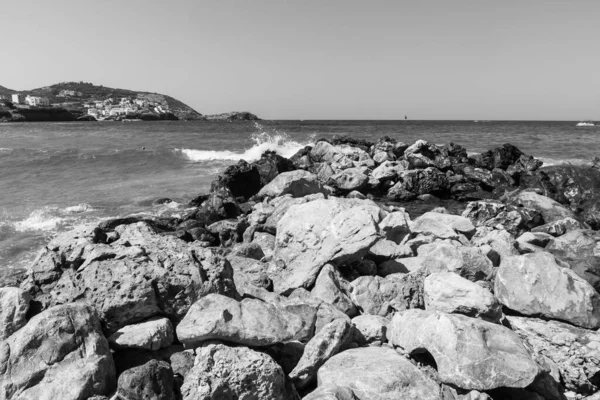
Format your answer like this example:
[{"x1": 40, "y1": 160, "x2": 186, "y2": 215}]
[{"x1": 0, "y1": 82, "x2": 259, "y2": 122}]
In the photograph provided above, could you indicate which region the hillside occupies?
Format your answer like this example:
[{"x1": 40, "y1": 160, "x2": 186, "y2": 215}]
[{"x1": 0, "y1": 81, "x2": 260, "y2": 122}]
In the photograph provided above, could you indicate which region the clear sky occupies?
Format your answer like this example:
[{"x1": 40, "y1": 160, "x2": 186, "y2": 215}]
[{"x1": 1, "y1": 0, "x2": 599, "y2": 120}]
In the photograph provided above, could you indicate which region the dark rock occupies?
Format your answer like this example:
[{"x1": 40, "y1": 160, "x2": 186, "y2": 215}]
[
  {"x1": 188, "y1": 193, "x2": 210, "y2": 207},
  {"x1": 506, "y1": 155, "x2": 544, "y2": 181},
  {"x1": 207, "y1": 217, "x2": 249, "y2": 247},
  {"x1": 387, "y1": 167, "x2": 450, "y2": 200},
  {"x1": 444, "y1": 142, "x2": 469, "y2": 164},
  {"x1": 470, "y1": 143, "x2": 524, "y2": 171},
  {"x1": 331, "y1": 135, "x2": 374, "y2": 152},
  {"x1": 117, "y1": 360, "x2": 175, "y2": 400},
  {"x1": 289, "y1": 146, "x2": 313, "y2": 170},
  {"x1": 210, "y1": 159, "x2": 261, "y2": 200},
  {"x1": 542, "y1": 164, "x2": 600, "y2": 206},
  {"x1": 187, "y1": 227, "x2": 218, "y2": 244},
  {"x1": 254, "y1": 150, "x2": 296, "y2": 186},
  {"x1": 99, "y1": 216, "x2": 180, "y2": 232},
  {"x1": 404, "y1": 140, "x2": 452, "y2": 170}
]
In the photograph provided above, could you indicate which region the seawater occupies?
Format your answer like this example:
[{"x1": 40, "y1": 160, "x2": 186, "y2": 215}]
[{"x1": 1, "y1": 120, "x2": 599, "y2": 280}]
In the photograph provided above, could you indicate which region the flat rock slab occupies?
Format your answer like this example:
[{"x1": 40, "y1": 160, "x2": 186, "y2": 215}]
[
  {"x1": 176, "y1": 293, "x2": 306, "y2": 347},
  {"x1": 410, "y1": 212, "x2": 475, "y2": 240},
  {"x1": 317, "y1": 346, "x2": 441, "y2": 400},
  {"x1": 108, "y1": 317, "x2": 174, "y2": 350},
  {"x1": 389, "y1": 309, "x2": 540, "y2": 391},
  {"x1": 274, "y1": 198, "x2": 383, "y2": 294},
  {"x1": 495, "y1": 252, "x2": 600, "y2": 329}
]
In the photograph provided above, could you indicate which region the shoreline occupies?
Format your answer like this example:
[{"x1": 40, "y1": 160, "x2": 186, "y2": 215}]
[{"x1": 2, "y1": 135, "x2": 600, "y2": 398}]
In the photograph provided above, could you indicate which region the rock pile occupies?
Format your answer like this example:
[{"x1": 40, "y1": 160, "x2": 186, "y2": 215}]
[{"x1": 3, "y1": 136, "x2": 600, "y2": 399}]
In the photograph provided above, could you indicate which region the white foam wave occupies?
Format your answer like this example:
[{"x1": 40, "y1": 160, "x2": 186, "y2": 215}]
[
  {"x1": 181, "y1": 130, "x2": 313, "y2": 162},
  {"x1": 63, "y1": 203, "x2": 94, "y2": 213},
  {"x1": 14, "y1": 207, "x2": 65, "y2": 232},
  {"x1": 538, "y1": 157, "x2": 589, "y2": 167}
]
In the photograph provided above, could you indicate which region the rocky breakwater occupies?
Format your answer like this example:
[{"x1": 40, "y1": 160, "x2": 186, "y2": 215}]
[{"x1": 4, "y1": 137, "x2": 600, "y2": 399}]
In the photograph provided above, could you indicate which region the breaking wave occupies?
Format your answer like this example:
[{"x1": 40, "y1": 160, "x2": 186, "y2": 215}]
[{"x1": 180, "y1": 126, "x2": 314, "y2": 162}]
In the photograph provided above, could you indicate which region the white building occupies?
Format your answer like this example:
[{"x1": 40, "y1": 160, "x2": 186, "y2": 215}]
[
  {"x1": 25, "y1": 95, "x2": 50, "y2": 107},
  {"x1": 11, "y1": 94, "x2": 24, "y2": 104}
]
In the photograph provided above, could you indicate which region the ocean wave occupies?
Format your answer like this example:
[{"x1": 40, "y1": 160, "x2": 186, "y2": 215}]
[
  {"x1": 13, "y1": 207, "x2": 65, "y2": 232},
  {"x1": 539, "y1": 157, "x2": 589, "y2": 167},
  {"x1": 63, "y1": 203, "x2": 95, "y2": 213},
  {"x1": 180, "y1": 129, "x2": 313, "y2": 162}
]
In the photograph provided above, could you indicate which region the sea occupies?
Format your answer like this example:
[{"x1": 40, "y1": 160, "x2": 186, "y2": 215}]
[{"x1": 1, "y1": 120, "x2": 599, "y2": 282}]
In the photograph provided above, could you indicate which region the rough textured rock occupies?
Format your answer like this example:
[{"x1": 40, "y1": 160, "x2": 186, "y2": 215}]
[
  {"x1": 329, "y1": 169, "x2": 369, "y2": 191},
  {"x1": 252, "y1": 231, "x2": 276, "y2": 257},
  {"x1": 531, "y1": 216, "x2": 583, "y2": 237},
  {"x1": 176, "y1": 294, "x2": 306, "y2": 347},
  {"x1": 108, "y1": 317, "x2": 175, "y2": 351},
  {"x1": 21, "y1": 222, "x2": 237, "y2": 333},
  {"x1": 546, "y1": 229, "x2": 600, "y2": 292},
  {"x1": 470, "y1": 143, "x2": 524, "y2": 171},
  {"x1": 410, "y1": 212, "x2": 475, "y2": 240},
  {"x1": 389, "y1": 309, "x2": 540, "y2": 391},
  {"x1": 117, "y1": 359, "x2": 175, "y2": 400},
  {"x1": 379, "y1": 210, "x2": 411, "y2": 244},
  {"x1": 508, "y1": 190, "x2": 576, "y2": 223},
  {"x1": 424, "y1": 272, "x2": 502, "y2": 322},
  {"x1": 349, "y1": 272, "x2": 424, "y2": 316},
  {"x1": 210, "y1": 159, "x2": 261, "y2": 200},
  {"x1": 311, "y1": 264, "x2": 357, "y2": 317},
  {"x1": 317, "y1": 346, "x2": 442, "y2": 400},
  {"x1": 404, "y1": 140, "x2": 451, "y2": 170},
  {"x1": 371, "y1": 160, "x2": 408, "y2": 181},
  {"x1": 254, "y1": 150, "x2": 296, "y2": 186},
  {"x1": 0, "y1": 287, "x2": 30, "y2": 340},
  {"x1": 471, "y1": 228, "x2": 519, "y2": 266},
  {"x1": 351, "y1": 314, "x2": 388, "y2": 344},
  {"x1": 494, "y1": 252, "x2": 600, "y2": 329},
  {"x1": 0, "y1": 303, "x2": 115, "y2": 400},
  {"x1": 290, "y1": 319, "x2": 352, "y2": 389},
  {"x1": 273, "y1": 198, "x2": 383, "y2": 294},
  {"x1": 181, "y1": 343, "x2": 298, "y2": 400},
  {"x1": 366, "y1": 239, "x2": 412, "y2": 264},
  {"x1": 507, "y1": 316, "x2": 600, "y2": 395},
  {"x1": 303, "y1": 385, "x2": 359, "y2": 400},
  {"x1": 257, "y1": 170, "x2": 327, "y2": 199},
  {"x1": 387, "y1": 168, "x2": 449, "y2": 199},
  {"x1": 414, "y1": 242, "x2": 494, "y2": 282}
]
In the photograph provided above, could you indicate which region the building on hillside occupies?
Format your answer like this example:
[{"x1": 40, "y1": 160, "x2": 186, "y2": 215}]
[
  {"x1": 25, "y1": 95, "x2": 50, "y2": 107},
  {"x1": 57, "y1": 90, "x2": 82, "y2": 97},
  {"x1": 109, "y1": 107, "x2": 126, "y2": 116},
  {"x1": 134, "y1": 99, "x2": 146, "y2": 107},
  {"x1": 87, "y1": 108, "x2": 98, "y2": 116},
  {"x1": 11, "y1": 94, "x2": 24, "y2": 104}
]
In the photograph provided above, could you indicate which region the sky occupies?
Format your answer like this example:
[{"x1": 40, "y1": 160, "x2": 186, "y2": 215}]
[{"x1": 1, "y1": 0, "x2": 599, "y2": 120}]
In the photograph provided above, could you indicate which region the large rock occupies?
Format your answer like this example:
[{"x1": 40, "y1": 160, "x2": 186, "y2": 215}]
[
  {"x1": 303, "y1": 385, "x2": 359, "y2": 400},
  {"x1": 546, "y1": 229, "x2": 600, "y2": 291},
  {"x1": 0, "y1": 303, "x2": 115, "y2": 399},
  {"x1": 181, "y1": 343, "x2": 298, "y2": 400},
  {"x1": 379, "y1": 210, "x2": 411, "y2": 244},
  {"x1": 317, "y1": 346, "x2": 441, "y2": 400},
  {"x1": 507, "y1": 191, "x2": 576, "y2": 223},
  {"x1": 461, "y1": 201, "x2": 543, "y2": 236},
  {"x1": 410, "y1": 212, "x2": 476, "y2": 240},
  {"x1": 176, "y1": 294, "x2": 306, "y2": 347},
  {"x1": 507, "y1": 315, "x2": 600, "y2": 395},
  {"x1": 424, "y1": 272, "x2": 502, "y2": 322},
  {"x1": 263, "y1": 193, "x2": 326, "y2": 233},
  {"x1": 257, "y1": 170, "x2": 327, "y2": 199},
  {"x1": 0, "y1": 287, "x2": 30, "y2": 340},
  {"x1": 351, "y1": 315, "x2": 388, "y2": 344},
  {"x1": 328, "y1": 169, "x2": 369, "y2": 192},
  {"x1": 387, "y1": 168, "x2": 449, "y2": 200},
  {"x1": 289, "y1": 319, "x2": 352, "y2": 389},
  {"x1": 21, "y1": 222, "x2": 237, "y2": 333},
  {"x1": 311, "y1": 264, "x2": 357, "y2": 317},
  {"x1": 404, "y1": 140, "x2": 451, "y2": 170},
  {"x1": 389, "y1": 309, "x2": 540, "y2": 391},
  {"x1": 349, "y1": 272, "x2": 424, "y2": 316},
  {"x1": 273, "y1": 198, "x2": 383, "y2": 294},
  {"x1": 210, "y1": 159, "x2": 261, "y2": 200},
  {"x1": 108, "y1": 317, "x2": 174, "y2": 351},
  {"x1": 310, "y1": 141, "x2": 353, "y2": 166},
  {"x1": 371, "y1": 160, "x2": 408, "y2": 181},
  {"x1": 117, "y1": 359, "x2": 175, "y2": 400},
  {"x1": 494, "y1": 252, "x2": 600, "y2": 329},
  {"x1": 254, "y1": 150, "x2": 296, "y2": 186},
  {"x1": 470, "y1": 143, "x2": 524, "y2": 171},
  {"x1": 413, "y1": 242, "x2": 494, "y2": 282}
]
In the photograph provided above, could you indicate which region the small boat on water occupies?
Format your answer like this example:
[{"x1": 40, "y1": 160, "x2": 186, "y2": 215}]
[{"x1": 576, "y1": 121, "x2": 595, "y2": 127}]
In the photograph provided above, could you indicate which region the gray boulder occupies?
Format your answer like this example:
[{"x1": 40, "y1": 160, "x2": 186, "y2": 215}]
[
  {"x1": 108, "y1": 317, "x2": 174, "y2": 351},
  {"x1": 351, "y1": 314, "x2": 388, "y2": 344},
  {"x1": 176, "y1": 294, "x2": 306, "y2": 347},
  {"x1": 117, "y1": 359, "x2": 175, "y2": 400},
  {"x1": 495, "y1": 252, "x2": 600, "y2": 329},
  {"x1": 410, "y1": 212, "x2": 476, "y2": 240},
  {"x1": 257, "y1": 170, "x2": 327, "y2": 199},
  {"x1": 508, "y1": 191, "x2": 576, "y2": 223},
  {"x1": 181, "y1": 343, "x2": 298, "y2": 400},
  {"x1": 0, "y1": 303, "x2": 115, "y2": 400},
  {"x1": 328, "y1": 169, "x2": 369, "y2": 191},
  {"x1": 21, "y1": 222, "x2": 237, "y2": 333},
  {"x1": 507, "y1": 315, "x2": 600, "y2": 395},
  {"x1": 0, "y1": 287, "x2": 30, "y2": 340},
  {"x1": 389, "y1": 309, "x2": 540, "y2": 391},
  {"x1": 379, "y1": 210, "x2": 411, "y2": 244},
  {"x1": 303, "y1": 385, "x2": 359, "y2": 400},
  {"x1": 424, "y1": 272, "x2": 502, "y2": 322},
  {"x1": 290, "y1": 319, "x2": 352, "y2": 389},
  {"x1": 273, "y1": 198, "x2": 383, "y2": 294},
  {"x1": 311, "y1": 264, "x2": 357, "y2": 317},
  {"x1": 317, "y1": 346, "x2": 442, "y2": 400},
  {"x1": 349, "y1": 272, "x2": 424, "y2": 316}
]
